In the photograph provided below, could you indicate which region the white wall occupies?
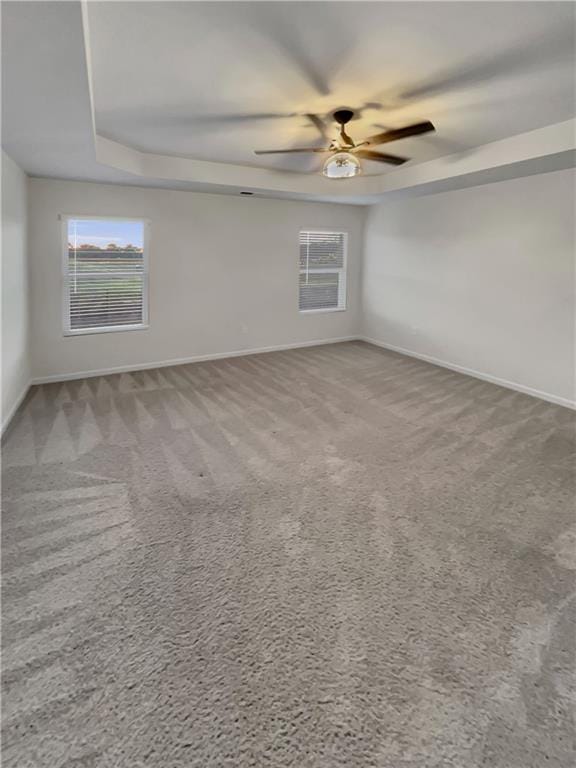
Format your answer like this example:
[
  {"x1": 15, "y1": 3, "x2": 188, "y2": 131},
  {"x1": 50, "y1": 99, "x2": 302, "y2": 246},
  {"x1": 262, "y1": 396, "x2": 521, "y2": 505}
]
[
  {"x1": 362, "y1": 169, "x2": 575, "y2": 406},
  {"x1": 28, "y1": 179, "x2": 365, "y2": 379},
  {"x1": 2, "y1": 151, "x2": 30, "y2": 429}
]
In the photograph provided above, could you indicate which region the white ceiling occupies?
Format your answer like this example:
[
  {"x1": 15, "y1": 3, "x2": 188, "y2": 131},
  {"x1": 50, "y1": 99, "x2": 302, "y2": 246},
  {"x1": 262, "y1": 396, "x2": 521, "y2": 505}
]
[
  {"x1": 2, "y1": 1, "x2": 575, "y2": 202},
  {"x1": 87, "y1": 1, "x2": 576, "y2": 174}
]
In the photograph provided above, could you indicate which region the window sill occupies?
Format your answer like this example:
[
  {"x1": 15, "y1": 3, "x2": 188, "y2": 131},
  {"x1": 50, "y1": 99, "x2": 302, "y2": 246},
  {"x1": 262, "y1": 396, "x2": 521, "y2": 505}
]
[
  {"x1": 299, "y1": 307, "x2": 347, "y2": 315},
  {"x1": 64, "y1": 324, "x2": 149, "y2": 338}
]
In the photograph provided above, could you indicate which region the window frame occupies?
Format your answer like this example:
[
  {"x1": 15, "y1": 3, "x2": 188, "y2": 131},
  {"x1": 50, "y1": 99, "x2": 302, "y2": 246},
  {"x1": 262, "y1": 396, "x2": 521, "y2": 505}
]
[
  {"x1": 298, "y1": 229, "x2": 348, "y2": 314},
  {"x1": 61, "y1": 214, "x2": 150, "y2": 337}
]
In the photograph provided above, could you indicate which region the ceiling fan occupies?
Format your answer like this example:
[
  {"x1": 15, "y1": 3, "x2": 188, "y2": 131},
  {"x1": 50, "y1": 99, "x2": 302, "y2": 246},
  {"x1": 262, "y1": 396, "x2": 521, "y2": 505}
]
[{"x1": 254, "y1": 109, "x2": 435, "y2": 178}]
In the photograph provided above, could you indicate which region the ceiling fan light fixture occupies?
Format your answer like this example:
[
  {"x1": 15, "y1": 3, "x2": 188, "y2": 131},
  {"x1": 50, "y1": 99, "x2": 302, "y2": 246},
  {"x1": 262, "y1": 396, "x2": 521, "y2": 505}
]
[{"x1": 322, "y1": 151, "x2": 362, "y2": 179}]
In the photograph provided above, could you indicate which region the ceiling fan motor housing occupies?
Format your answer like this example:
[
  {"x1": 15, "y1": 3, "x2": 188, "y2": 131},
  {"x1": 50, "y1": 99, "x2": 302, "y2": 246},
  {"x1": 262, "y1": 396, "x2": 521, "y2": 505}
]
[{"x1": 333, "y1": 109, "x2": 355, "y2": 126}]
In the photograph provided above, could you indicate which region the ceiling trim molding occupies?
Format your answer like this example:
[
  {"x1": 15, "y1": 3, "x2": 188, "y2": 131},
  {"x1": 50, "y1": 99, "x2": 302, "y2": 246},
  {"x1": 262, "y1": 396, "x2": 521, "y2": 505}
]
[
  {"x1": 94, "y1": 135, "x2": 371, "y2": 198},
  {"x1": 80, "y1": 0, "x2": 96, "y2": 137},
  {"x1": 95, "y1": 119, "x2": 576, "y2": 204},
  {"x1": 361, "y1": 118, "x2": 576, "y2": 201}
]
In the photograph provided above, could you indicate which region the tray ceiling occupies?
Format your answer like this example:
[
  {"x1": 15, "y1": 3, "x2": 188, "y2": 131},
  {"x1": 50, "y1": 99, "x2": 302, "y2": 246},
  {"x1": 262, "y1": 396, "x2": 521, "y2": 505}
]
[
  {"x1": 2, "y1": 1, "x2": 575, "y2": 202},
  {"x1": 86, "y1": 1, "x2": 575, "y2": 174}
]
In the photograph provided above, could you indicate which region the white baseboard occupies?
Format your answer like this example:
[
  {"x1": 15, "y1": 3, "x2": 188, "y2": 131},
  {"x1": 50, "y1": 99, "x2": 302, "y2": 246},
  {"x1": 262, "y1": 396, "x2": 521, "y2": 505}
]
[
  {"x1": 31, "y1": 336, "x2": 359, "y2": 385},
  {"x1": 25, "y1": 334, "x2": 576, "y2": 411},
  {"x1": 1, "y1": 380, "x2": 32, "y2": 435},
  {"x1": 361, "y1": 336, "x2": 576, "y2": 410}
]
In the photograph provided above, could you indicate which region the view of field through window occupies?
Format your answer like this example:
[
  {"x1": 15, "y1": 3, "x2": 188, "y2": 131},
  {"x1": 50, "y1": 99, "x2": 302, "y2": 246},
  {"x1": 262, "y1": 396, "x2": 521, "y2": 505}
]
[{"x1": 67, "y1": 219, "x2": 146, "y2": 331}]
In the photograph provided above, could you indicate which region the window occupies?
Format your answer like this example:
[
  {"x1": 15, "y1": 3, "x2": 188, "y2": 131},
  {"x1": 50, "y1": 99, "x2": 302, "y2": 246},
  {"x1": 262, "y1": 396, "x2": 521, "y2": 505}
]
[
  {"x1": 299, "y1": 230, "x2": 347, "y2": 313},
  {"x1": 63, "y1": 217, "x2": 148, "y2": 335}
]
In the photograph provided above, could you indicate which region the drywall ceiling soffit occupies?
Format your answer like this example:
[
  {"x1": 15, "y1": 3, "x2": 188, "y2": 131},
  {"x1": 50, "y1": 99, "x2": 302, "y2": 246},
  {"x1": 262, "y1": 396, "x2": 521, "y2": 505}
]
[{"x1": 94, "y1": 120, "x2": 576, "y2": 204}]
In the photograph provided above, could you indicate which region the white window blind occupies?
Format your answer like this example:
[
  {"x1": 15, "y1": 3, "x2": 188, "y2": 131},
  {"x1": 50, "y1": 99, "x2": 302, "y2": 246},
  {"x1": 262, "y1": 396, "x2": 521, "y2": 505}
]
[
  {"x1": 64, "y1": 218, "x2": 148, "y2": 335},
  {"x1": 299, "y1": 231, "x2": 347, "y2": 312}
]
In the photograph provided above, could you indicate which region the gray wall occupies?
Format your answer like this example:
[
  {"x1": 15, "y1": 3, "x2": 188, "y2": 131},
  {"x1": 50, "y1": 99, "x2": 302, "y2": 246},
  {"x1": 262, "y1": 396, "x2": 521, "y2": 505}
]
[
  {"x1": 362, "y1": 168, "x2": 575, "y2": 406},
  {"x1": 15, "y1": 169, "x2": 576, "y2": 408},
  {"x1": 2, "y1": 151, "x2": 30, "y2": 428},
  {"x1": 28, "y1": 179, "x2": 365, "y2": 379}
]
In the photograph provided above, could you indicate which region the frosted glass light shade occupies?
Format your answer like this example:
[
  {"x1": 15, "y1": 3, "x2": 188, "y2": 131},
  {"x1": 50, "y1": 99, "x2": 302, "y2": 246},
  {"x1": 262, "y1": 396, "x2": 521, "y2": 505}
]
[{"x1": 322, "y1": 152, "x2": 361, "y2": 179}]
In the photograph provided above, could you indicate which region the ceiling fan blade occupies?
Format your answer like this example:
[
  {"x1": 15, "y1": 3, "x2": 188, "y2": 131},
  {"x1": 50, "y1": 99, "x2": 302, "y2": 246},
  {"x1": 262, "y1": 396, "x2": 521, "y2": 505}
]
[
  {"x1": 360, "y1": 121, "x2": 435, "y2": 147},
  {"x1": 355, "y1": 150, "x2": 408, "y2": 166},
  {"x1": 191, "y1": 112, "x2": 297, "y2": 125},
  {"x1": 306, "y1": 113, "x2": 329, "y2": 140},
  {"x1": 254, "y1": 147, "x2": 331, "y2": 155},
  {"x1": 237, "y1": 5, "x2": 331, "y2": 96},
  {"x1": 401, "y1": 26, "x2": 574, "y2": 101}
]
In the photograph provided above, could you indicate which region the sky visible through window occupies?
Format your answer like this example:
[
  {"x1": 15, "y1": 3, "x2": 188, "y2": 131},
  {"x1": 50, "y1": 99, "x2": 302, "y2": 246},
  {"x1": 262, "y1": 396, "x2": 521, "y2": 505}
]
[{"x1": 68, "y1": 219, "x2": 144, "y2": 249}]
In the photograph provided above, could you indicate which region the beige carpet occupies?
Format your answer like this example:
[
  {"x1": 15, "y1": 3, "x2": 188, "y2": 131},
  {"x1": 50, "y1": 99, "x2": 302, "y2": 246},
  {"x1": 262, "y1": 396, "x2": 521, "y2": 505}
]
[{"x1": 2, "y1": 341, "x2": 575, "y2": 767}]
